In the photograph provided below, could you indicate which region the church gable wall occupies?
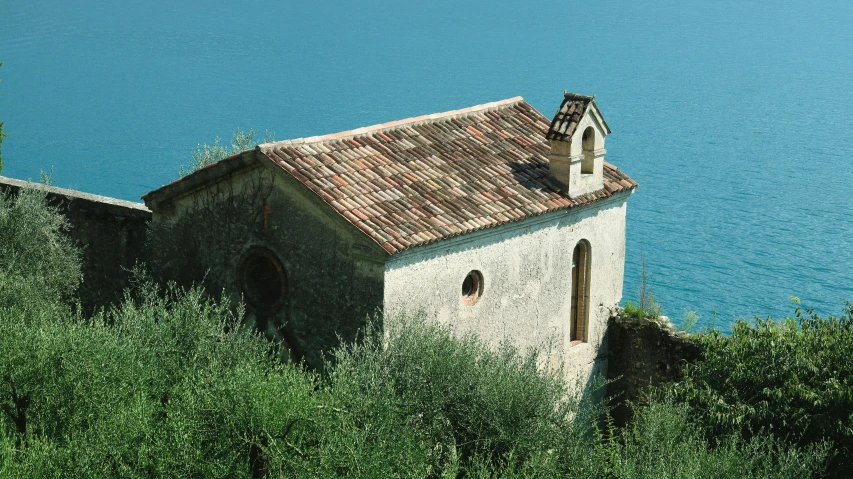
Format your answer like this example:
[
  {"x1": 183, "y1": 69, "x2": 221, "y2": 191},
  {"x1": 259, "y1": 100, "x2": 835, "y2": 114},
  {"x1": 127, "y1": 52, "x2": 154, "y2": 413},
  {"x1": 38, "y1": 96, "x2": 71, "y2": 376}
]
[
  {"x1": 148, "y1": 160, "x2": 386, "y2": 368},
  {"x1": 383, "y1": 193, "x2": 630, "y2": 385}
]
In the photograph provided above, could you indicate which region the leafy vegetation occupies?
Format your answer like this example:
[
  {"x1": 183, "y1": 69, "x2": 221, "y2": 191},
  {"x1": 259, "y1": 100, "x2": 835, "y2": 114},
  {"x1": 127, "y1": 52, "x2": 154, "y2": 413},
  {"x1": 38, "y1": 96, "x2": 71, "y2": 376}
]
[
  {"x1": 179, "y1": 128, "x2": 275, "y2": 177},
  {"x1": 622, "y1": 300, "x2": 661, "y2": 321},
  {"x1": 598, "y1": 394, "x2": 827, "y2": 479},
  {"x1": 0, "y1": 185, "x2": 81, "y2": 306},
  {"x1": 328, "y1": 317, "x2": 593, "y2": 475},
  {"x1": 0, "y1": 182, "x2": 832, "y2": 477},
  {"x1": 677, "y1": 310, "x2": 700, "y2": 333},
  {"x1": 675, "y1": 299, "x2": 853, "y2": 477}
]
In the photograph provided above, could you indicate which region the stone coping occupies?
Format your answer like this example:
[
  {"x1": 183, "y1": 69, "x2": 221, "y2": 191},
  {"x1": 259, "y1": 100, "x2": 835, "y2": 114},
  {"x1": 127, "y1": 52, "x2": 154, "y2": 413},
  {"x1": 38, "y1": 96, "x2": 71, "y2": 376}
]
[{"x1": 0, "y1": 176, "x2": 151, "y2": 217}]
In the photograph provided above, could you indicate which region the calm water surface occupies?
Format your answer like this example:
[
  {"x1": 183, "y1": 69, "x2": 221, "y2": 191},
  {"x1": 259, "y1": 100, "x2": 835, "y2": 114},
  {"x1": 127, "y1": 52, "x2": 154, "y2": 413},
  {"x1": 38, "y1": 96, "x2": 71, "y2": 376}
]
[{"x1": 2, "y1": 0, "x2": 852, "y2": 330}]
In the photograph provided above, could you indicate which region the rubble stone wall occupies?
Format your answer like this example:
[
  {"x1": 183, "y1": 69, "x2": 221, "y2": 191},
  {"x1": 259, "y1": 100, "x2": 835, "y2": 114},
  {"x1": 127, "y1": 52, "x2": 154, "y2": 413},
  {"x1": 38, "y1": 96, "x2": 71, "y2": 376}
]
[{"x1": 606, "y1": 313, "x2": 703, "y2": 425}]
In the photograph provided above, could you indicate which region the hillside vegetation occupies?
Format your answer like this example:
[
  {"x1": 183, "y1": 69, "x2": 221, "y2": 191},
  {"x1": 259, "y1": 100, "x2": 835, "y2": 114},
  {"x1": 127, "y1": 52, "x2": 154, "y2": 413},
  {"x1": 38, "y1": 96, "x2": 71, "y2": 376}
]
[
  {"x1": 676, "y1": 302, "x2": 853, "y2": 478},
  {"x1": 0, "y1": 184, "x2": 834, "y2": 478}
]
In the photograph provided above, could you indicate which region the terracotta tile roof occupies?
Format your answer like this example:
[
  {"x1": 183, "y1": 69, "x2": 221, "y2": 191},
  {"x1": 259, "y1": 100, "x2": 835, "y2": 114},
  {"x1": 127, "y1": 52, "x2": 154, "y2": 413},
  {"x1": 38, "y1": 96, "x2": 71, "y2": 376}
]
[
  {"x1": 259, "y1": 96, "x2": 636, "y2": 254},
  {"x1": 546, "y1": 92, "x2": 611, "y2": 141}
]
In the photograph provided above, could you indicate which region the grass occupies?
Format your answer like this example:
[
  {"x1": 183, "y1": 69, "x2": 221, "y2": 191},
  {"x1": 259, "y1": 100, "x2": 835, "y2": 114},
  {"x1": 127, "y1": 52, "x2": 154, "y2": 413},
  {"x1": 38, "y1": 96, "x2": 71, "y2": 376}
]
[{"x1": 622, "y1": 254, "x2": 663, "y2": 320}]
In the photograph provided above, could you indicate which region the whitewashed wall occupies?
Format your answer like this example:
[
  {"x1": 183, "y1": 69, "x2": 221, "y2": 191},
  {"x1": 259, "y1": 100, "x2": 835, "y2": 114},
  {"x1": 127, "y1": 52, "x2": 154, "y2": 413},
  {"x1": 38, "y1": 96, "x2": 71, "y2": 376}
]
[{"x1": 383, "y1": 192, "x2": 631, "y2": 384}]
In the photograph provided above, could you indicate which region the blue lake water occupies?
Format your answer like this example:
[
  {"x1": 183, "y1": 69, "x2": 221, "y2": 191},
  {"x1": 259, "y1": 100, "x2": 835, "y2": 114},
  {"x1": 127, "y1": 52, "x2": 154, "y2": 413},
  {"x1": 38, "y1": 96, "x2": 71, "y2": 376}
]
[{"x1": 2, "y1": 0, "x2": 852, "y2": 330}]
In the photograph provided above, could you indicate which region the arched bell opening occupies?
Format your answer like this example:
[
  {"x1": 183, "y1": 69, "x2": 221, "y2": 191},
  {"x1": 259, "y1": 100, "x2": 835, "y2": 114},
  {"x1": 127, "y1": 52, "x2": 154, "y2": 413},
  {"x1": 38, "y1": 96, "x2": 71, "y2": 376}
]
[{"x1": 581, "y1": 127, "x2": 595, "y2": 175}]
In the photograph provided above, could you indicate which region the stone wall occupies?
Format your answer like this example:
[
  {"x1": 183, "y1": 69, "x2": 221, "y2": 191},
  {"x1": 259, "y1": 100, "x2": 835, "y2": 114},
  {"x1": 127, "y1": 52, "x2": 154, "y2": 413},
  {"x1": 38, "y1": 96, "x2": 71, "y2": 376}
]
[
  {"x1": 0, "y1": 176, "x2": 151, "y2": 313},
  {"x1": 606, "y1": 313, "x2": 703, "y2": 425},
  {"x1": 144, "y1": 156, "x2": 386, "y2": 368}
]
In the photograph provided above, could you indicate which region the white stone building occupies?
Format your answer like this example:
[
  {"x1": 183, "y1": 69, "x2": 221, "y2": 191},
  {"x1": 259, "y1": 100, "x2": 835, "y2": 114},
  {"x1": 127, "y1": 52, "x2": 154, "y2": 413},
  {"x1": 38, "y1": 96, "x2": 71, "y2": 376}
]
[{"x1": 143, "y1": 92, "x2": 637, "y2": 377}]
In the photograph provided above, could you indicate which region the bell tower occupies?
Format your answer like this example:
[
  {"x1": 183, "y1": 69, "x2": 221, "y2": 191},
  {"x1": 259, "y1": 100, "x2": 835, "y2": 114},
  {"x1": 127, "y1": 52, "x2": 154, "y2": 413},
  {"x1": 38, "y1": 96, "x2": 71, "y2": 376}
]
[{"x1": 545, "y1": 92, "x2": 610, "y2": 199}]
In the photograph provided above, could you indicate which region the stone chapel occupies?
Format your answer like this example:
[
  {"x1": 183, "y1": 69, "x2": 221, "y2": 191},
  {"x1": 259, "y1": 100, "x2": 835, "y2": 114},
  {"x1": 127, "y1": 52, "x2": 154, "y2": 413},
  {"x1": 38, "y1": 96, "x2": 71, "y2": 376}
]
[{"x1": 142, "y1": 92, "x2": 638, "y2": 378}]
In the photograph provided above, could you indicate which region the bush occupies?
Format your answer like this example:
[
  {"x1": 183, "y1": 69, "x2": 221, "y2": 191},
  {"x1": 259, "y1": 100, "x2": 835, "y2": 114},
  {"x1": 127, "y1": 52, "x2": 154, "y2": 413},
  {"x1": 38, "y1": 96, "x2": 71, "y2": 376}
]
[
  {"x1": 0, "y1": 184, "x2": 81, "y2": 309},
  {"x1": 623, "y1": 299, "x2": 661, "y2": 320},
  {"x1": 0, "y1": 292, "x2": 830, "y2": 477},
  {"x1": 675, "y1": 302, "x2": 853, "y2": 477},
  {"x1": 326, "y1": 316, "x2": 587, "y2": 475},
  {"x1": 0, "y1": 281, "x2": 321, "y2": 478},
  {"x1": 598, "y1": 394, "x2": 828, "y2": 479},
  {"x1": 179, "y1": 128, "x2": 274, "y2": 177},
  {"x1": 326, "y1": 317, "x2": 828, "y2": 478},
  {"x1": 0, "y1": 184, "x2": 831, "y2": 477}
]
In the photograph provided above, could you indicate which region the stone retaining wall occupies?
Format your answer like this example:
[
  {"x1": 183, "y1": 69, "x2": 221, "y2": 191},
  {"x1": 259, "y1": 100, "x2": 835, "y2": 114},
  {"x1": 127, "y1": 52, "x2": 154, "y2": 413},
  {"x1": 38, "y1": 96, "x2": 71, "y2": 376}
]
[
  {"x1": 0, "y1": 177, "x2": 151, "y2": 312},
  {"x1": 606, "y1": 313, "x2": 703, "y2": 425}
]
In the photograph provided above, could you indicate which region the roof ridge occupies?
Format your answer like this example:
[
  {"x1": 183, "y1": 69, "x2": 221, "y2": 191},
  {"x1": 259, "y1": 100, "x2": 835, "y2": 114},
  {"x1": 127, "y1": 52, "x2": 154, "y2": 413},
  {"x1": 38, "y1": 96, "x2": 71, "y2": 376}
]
[
  {"x1": 259, "y1": 96, "x2": 525, "y2": 149},
  {"x1": 563, "y1": 91, "x2": 595, "y2": 101}
]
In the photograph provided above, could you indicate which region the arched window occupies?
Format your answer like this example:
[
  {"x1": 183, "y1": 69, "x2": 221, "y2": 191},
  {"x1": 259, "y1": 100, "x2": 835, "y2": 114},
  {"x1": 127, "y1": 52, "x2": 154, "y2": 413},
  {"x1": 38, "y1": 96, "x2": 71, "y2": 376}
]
[
  {"x1": 581, "y1": 127, "x2": 595, "y2": 174},
  {"x1": 570, "y1": 240, "x2": 591, "y2": 343}
]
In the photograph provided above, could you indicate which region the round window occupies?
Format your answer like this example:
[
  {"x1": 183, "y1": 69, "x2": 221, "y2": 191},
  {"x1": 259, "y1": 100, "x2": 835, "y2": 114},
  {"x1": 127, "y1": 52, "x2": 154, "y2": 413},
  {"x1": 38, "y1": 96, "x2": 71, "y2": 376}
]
[
  {"x1": 237, "y1": 247, "x2": 287, "y2": 315},
  {"x1": 461, "y1": 270, "x2": 484, "y2": 306}
]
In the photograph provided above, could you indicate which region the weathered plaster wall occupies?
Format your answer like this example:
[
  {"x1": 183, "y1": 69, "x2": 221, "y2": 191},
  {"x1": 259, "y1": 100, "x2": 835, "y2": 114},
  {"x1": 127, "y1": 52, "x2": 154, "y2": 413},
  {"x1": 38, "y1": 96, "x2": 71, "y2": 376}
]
[
  {"x1": 606, "y1": 313, "x2": 703, "y2": 425},
  {"x1": 384, "y1": 192, "x2": 630, "y2": 386},
  {"x1": 147, "y1": 157, "x2": 386, "y2": 368},
  {"x1": 0, "y1": 176, "x2": 151, "y2": 312}
]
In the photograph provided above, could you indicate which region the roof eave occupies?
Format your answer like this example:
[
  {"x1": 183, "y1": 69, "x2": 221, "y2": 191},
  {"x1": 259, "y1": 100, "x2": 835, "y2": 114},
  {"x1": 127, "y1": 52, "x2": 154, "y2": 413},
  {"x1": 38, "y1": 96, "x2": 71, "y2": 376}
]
[{"x1": 388, "y1": 186, "x2": 635, "y2": 257}]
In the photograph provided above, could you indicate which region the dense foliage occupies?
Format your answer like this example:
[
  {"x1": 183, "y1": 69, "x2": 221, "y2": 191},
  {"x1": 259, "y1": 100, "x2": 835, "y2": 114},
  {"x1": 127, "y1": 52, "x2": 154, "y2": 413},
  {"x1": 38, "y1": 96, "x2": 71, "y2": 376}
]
[
  {"x1": 0, "y1": 186, "x2": 81, "y2": 306},
  {"x1": 0, "y1": 183, "x2": 830, "y2": 477},
  {"x1": 676, "y1": 301, "x2": 853, "y2": 477}
]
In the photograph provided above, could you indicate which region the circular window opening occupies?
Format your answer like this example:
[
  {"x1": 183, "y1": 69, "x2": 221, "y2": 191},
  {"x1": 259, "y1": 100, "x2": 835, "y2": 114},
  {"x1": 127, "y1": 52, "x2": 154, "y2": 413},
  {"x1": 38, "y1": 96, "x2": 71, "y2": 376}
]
[
  {"x1": 461, "y1": 270, "x2": 484, "y2": 306},
  {"x1": 237, "y1": 247, "x2": 287, "y2": 316}
]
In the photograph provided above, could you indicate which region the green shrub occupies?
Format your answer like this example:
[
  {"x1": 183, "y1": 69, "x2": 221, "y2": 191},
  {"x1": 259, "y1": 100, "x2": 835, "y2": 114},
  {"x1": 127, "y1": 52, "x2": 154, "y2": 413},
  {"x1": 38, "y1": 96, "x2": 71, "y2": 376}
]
[
  {"x1": 598, "y1": 394, "x2": 828, "y2": 479},
  {"x1": 326, "y1": 316, "x2": 588, "y2": 475},
  {"x1": 325, "y1": 317, "x2": 827, "y2": 478},
  {"x1": 0, "y1": 184, "x2": 81, "y2": 309},
  {"x1": 0, "y1": 183, "x2": 831, "y2": 477},
  {"x1": 455, "y1": 392, "x2": 828, "y2": 479},
  {"x1": 0, "y1": 281, "x2": 318, "y2": 478},
  {"x1": 179, "y1": 128, "x2": 274, "y2": 177},
  {"x1": 675, "y1": 302, "x2": 853, "y2": 477},
  {"x1": 0, "y1": 290, "x2": 830, "y2": 477},
  {"x1": 623, "y1": 299, "x2": 662, "y2": 320}
]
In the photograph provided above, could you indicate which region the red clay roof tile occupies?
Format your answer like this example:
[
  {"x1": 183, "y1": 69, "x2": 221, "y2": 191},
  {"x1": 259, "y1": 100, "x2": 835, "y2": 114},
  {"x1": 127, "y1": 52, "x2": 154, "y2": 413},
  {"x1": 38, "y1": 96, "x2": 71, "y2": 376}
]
[
  {"x1": 150, "y1": 96, "x2": 637, "y2": 254},
  {"x1": 546, "y1": 92, "x2": 611, "y2": 142}
]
